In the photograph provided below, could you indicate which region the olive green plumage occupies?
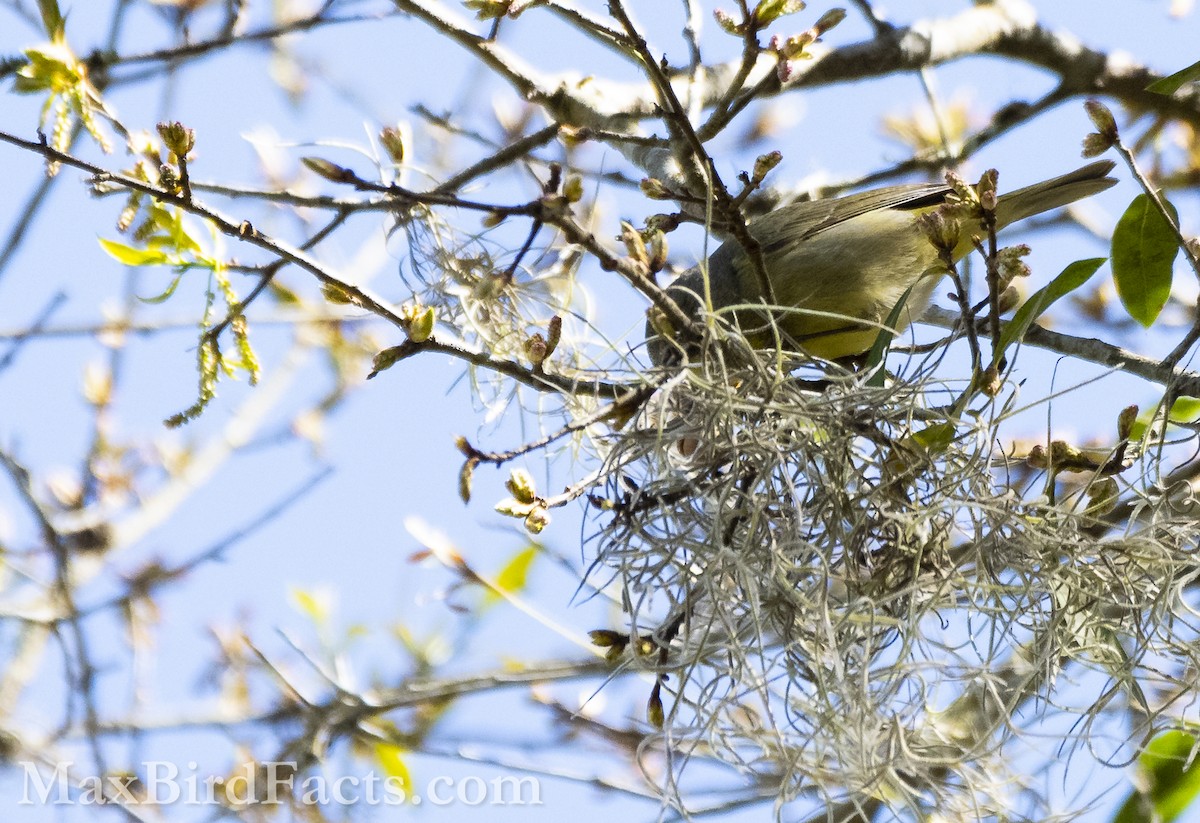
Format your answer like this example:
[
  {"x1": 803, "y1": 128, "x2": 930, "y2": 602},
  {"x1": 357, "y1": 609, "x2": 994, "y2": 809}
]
[{"x1": 647, "y1": 160, "x2": 1118, "y2": 363}]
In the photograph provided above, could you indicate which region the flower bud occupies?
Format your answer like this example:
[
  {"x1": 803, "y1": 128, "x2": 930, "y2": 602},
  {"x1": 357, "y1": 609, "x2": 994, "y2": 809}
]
[{"x1": 916, "y1": 209, "x2": 961, "y2": 254}]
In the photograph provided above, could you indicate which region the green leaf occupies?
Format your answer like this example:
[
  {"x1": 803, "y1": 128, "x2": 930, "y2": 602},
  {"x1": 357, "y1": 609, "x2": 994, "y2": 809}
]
[
  {"x1": 148, "y1": 206, "x2": 202, "y2": 254},
  {"x1": 1112, "y1": 194, "x2": 1180, "y2": 328},
  {"x1": 753, "y1": 0, "x2": 780, "y2": 23},
  {"x1": 137, "y1": 271, "x2": 185, "y2": 305},
  {"x1": 37, "y1": 0, "x2": 64, "y2": 38},
  {"x1": 484, "y1": 545, "x2": 538, "y2": 605},
  {"x1": 1168, "y1": 396, "x2": 1200, "y2": 423},
  {"x1": 910, "y1": 422, "x2": 955, "y2": 453},
  {"x1": 1147, "y1": 60, "x2": 1200, "y2": 95},
  {"x1": 754, "y1": 0, "x2": 804, "y2": 25},
  {"x1": 98, "y1": 237, "x2": 171, "y2": 267},
  {"x1": 997, "y1": 258, "x2": 1106, "y2": 357},
  {"x1": 864, "y1": 284, "x2": 915, "y2": 387},
  {"x1": 1113, "y1": 730, "x2": 1200, "y2": 823},
  {"x1": 1128, "y1": 395, "x2": 1200, "y2": 441}
]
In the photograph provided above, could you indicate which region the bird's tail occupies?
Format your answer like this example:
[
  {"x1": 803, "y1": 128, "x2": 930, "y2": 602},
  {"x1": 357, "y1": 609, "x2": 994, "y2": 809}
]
[{"x1": 994, "y1": 160, "x2": 1118, "y2": 229}]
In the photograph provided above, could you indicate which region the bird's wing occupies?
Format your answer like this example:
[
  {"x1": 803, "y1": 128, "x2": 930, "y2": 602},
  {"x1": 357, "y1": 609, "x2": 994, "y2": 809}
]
[{"x1": 758, "y1": 182, "x2": 954, "y2": 254}]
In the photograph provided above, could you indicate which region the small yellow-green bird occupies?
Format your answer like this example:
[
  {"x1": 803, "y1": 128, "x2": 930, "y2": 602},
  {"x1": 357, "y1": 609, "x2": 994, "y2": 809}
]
[{"x1": 647, "y1": 160, "x2": 1117, "y2": 364}]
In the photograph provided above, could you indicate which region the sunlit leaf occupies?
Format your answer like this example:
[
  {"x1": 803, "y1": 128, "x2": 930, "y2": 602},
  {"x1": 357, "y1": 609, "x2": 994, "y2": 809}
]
[
  {"x1": 138, "y1": 272, "x2": 185, "y2": 305},
  {"x1": 1147, "y1": 60, "x2": 1200, "y2": 95},
  {"x1": 754, "y1": 0, "x2": 804, "y2": 24},
  {"x1": 37, "y1": 0, "x2": 64, "y2": 38},
  {"x1": 1167, "y1": 396, "x2": 1200, "y2": 423},
  {"x1": 1129, "y1": 395, "x2": 1200, "y2": 441},
  {"x1": 484, "y1": 545, "x2": 538, "y2": 605},
  {"x1": 1113, "y1": 730, "x2": 1200, "y2": 823},
  {"x1": 910, "y1": 422, "x2": 955, "y2": 453},
  {"x1": 98, "y1": 237, "x2": 171, "y2": 267},
  {"x1": 1112, "y1": 194, "x2": 1180, "y2": 328},
  {"x1": 997, "y1": 258, "x2": 1106, "y2": 356}
]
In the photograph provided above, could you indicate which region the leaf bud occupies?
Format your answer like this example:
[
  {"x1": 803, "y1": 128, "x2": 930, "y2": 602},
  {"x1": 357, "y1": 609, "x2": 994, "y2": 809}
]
[
  {"x1": 563, "y1": 175, "x2": 584, "y2": 203},
  {"x1": 523, "y1": 505, "x2": 550, "y2": 534},
  {"x1": 156, "y1": 121, "x2": 195, "y2": 157},
  {"x1": 647, "y1": 682, "x2": 665, "y2": 728},
  {"x1": 458, "y1": 458, "x2": 475, "y2": 503},
  {"x1": 752, "y1": 150, "x2": 783, "y2": 182},
  {"x1": 545, "y1": 315, "x2": 562, "y2": 357},
  {"x1": 506, "y1": 468, "x2": 537, "y2": 503},
  {"x1": 379, "y1": 124, "x2": 409, "y2": 164},
  {"x1": 302, "y1": 156, "x2": 354, "y2": 183},
  {"x1": 524, "y1": 332, "x2": 548, "y2": 366},
  {"x1": 713, "y1": 8, "x2": 744, "y2": 35},
  {"x1": 996, "y1": 244, "x2": 1031, "y2": 288},
  {"x1": 407, "y1": 306, "x2": 435, "y2": 343},
  {"x1": 1084, "y1": 99, "x2": 1118, "y2": 139},
  {"x1": 1117, "y1": 405, "x2": 1139, "y2": 441},
  {"x1": 620, "y1": 221, "x2": 649, "y2": 268},
  {"x1": 813, "y1": 7, "x2": 846, "y2": 35},
  {"x1": 977, "y1": 169, "x2": 999, "y2": 212},
  {"x1": 640, "y1": 177, "x2": 670, "y2": 200},
  {"x1": 647, "y1": 230, "x2": 668, "y2": 274},
  {"x1": 494, "y1": 497, "x2": 536, "y2": 518}
]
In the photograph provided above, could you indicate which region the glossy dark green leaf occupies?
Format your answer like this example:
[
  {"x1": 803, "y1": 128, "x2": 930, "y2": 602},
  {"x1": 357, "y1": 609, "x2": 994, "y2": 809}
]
[
  {"x1": 1147, "y1": 60, "x2": 1200, "y2": 95},
  {"x1": 997, "y1": 258, "x2": 1106, "y2": 357},
  {"x1": 1113, "y1": 731, "x2": 1200, "y2": 823},
  {"x1": 1112, "y1": 194, "x2": 1180, "y2": 328}
]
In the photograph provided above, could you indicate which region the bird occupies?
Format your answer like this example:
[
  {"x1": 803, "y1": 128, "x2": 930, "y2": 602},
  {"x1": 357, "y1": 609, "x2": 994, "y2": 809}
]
[{"x1": 646, "y1": 160, "x2": 1118, "y2": 364}]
